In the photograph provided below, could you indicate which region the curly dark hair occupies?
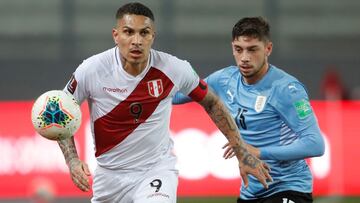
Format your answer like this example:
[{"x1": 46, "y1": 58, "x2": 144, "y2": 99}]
[
  {"x1": 232, "y1": 17, "x2": 270, "y2": 42},
  {"x1": 116, "y1": 2, "x2": 154, "y2": 21}
]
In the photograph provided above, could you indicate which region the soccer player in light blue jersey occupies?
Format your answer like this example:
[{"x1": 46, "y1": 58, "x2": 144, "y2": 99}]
[{"x1": 173, "y1": 17, "x2": 324, "y2": 203}]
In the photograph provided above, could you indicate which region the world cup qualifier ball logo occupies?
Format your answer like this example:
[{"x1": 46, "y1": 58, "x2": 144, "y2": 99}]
[{"x1": 37, "y1": 96, "x2": 73, "y2": 129}]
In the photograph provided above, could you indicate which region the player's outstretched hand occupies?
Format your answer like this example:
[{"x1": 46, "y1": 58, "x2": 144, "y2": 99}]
[
  {"x1": 68, "y1": 158, "x2": 91, "y2": 192},
  {"x1": 222, "y1": 142, "x2": 272, "y2": 188},
  {"x1": 238, "y1": 152, "x2": 272, "y2": 189}
]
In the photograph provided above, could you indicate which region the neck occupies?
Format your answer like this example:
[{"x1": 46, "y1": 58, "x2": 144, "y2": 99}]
[{"x1": 121, "y1": 56, "x2": 149, "y2": 77}]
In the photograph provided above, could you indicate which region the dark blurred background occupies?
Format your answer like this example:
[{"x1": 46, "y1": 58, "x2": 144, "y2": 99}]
[{"x1": 1, "y1": 0, "x2": 359, "y2": 101}]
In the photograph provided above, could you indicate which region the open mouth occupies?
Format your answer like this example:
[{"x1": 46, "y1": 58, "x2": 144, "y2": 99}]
[
  {"x1": 239, "y1": 65, "x2": 253, "y2": 74},
  {"x1": 130, "y1": 50, "x2": 142, "y2": 58},
  {"x1": 130, "y1": 50, "x2": 143, "y2": 58},
  {"x1": 131, "y1": 50, "x2": 142, "y2": 54}
]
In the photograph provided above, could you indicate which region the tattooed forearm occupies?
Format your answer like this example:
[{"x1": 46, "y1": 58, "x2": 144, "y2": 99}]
[
  {"x1": 57, "y1": 137, "x2": 79, "y2": 166},
  {"x1": 200, "y1": 91, "x2": 237, "y2": 132},
  {"x1": 199, "y1": 90, "x2": 258, "y2": 168}
]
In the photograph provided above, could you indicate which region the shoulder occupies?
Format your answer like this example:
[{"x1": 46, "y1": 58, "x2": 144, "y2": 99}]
[
  {"x1": 208, "y1": 66, "x2": 238, "y2": 79},
  {"x1": 75, "y1": 47, "x2": 116, "y2": 76},
  {"x1": 83, "y1": 47, "x2": 116, "y2": 69},
  {"x1": 270, "y1": 65, "x2": 307, "y2": 94},
  {"x1": 151, "y1": 49, "x2": 191, "y2": 70},
  {"x1": 150, "y1": 49, "x2": 197, "y2": 83},
  {"x1": 213, "y1": 65, "x2": 239, "y2": 76},
  {"x1": 206, "y1": 65, "x2": 239, "y2": 84},
  {"x1": 269, "y1": 65, "x2": 310, "y2": 104},
  {"x1": 204, "y1": 66, "x2": 239, "y2": 97}
]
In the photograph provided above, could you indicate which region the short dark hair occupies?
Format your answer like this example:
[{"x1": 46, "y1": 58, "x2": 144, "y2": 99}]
[
  {"x1": 116, "y1": 2, "x2": 154, "y2": 21},
  {"x1": 232, "y1": 17, "x2": 270, "y2": 42}
]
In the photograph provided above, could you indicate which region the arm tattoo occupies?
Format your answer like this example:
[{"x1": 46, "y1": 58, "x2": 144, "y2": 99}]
[
  {"x1": 199, "y1": 90, "x2": 258, "y2": 168},
  {"x1": 200, "y1": 92, "x2": 237, "y2": 132},
  {"x1": 57, "y1": 137, "x2": 79, "y2": 166}
]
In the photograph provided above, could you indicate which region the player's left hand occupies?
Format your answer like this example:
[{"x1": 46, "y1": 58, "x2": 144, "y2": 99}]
[
  {"x1": 238, "y1": 152, "x2": 272, "y2": 189},
  {"x1": 223, "y1": 142, "x2": 272, "y2": 189}
]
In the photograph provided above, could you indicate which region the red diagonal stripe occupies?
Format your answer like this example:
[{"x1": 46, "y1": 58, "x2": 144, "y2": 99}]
[{"x1": 94, "y1": 67, "x2": 174, "y2": 157}]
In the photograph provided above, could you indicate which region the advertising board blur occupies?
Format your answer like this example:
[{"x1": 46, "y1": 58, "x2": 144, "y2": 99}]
[{"x1": 0, "y1": 101, "x2": 359, "y2": 198}]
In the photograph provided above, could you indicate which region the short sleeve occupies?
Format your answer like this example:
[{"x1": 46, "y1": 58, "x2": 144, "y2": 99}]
[
  {"x1": 175, "y1": 60, "x2": 201, "y2": 95},
  {"x1": 63, "y1": 61, "x2": 90, "y2": 105}
]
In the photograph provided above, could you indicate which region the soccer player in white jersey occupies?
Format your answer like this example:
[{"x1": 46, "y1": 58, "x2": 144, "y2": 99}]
[
  {"x1": 174, "y1": 17, "x2": 325, "y2": 203},
  {"x1": 57, "y1": 3, "x2": 272, "y2": 203}
]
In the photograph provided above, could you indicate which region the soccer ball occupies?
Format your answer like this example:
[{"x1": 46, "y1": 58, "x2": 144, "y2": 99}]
[{"x1": 31, "y1": 90, "x2": 82, "y2": 140}]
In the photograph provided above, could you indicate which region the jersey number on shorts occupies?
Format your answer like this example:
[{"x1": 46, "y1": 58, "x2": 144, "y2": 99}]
[
  {"x1": 150, "y1": 179, "x2": 162, "y2": 192},
  {"x1": 282, "y1": 198, "x2": 295, "y2": 203}
]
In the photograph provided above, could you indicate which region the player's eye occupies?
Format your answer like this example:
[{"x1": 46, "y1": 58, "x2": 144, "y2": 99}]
[
  {"x1": 235, "y1": 47, "x2": 242, "y2": 53},
  {"x1": 248, "y1": 47, "x2": 258, "y2": 52},
  {"x1": 140, "y1": 30, "x2": 150, "y2": 36},
  {"x1": 123, "y1": 29, "x2": 133, "y2": 35}
]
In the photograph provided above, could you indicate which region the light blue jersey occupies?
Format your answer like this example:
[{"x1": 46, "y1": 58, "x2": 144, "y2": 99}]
[{"x1": 173, "y1": 65, "x2": 324, "y2": 200}]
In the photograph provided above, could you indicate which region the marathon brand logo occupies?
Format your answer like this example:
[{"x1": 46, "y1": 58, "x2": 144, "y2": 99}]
[
  {"x1": 66, "y1": 74, "x2": 77, "y2": 94},
  {"x1": 103, "y1": 87, "x2": 128, "y2": 93},
  {"x1": 147, "y1": 193, "x2": 170, "y2": 199}
]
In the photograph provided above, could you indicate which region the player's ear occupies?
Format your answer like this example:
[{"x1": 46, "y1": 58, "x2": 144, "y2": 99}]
[
  {"x1": 112, "y1": 28, "x2": 119, "y2": 45},
  {"x1": 265, "y1": 41, "x2": 273, "y2": 57},
  {"x1": 231, "y1": 42, "x2": 236, "y2": 56}
]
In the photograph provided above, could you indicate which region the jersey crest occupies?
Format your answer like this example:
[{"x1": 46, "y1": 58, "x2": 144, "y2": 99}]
[
  {"x1": 254, "y1": 95, "x2": 267, "y2": 112},
  {"x1": 147, "y1": 79, "x2": 163, "y2": 98}
]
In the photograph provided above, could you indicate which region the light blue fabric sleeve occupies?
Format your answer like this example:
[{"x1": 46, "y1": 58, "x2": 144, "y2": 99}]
[
  {"x1": 260, "y1": 81, "x2": 325, "y2": 160},
  {"x1": 172, "y1": 91, "x2": 193, "y2": 104},
  {"x1": 260, "y1": 122, "x2": 325, "y2": 160}
]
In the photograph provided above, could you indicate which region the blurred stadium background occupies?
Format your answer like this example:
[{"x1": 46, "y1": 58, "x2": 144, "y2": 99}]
[{"x1": 1, "y1": 0, "x2": 360, "y2": 202}]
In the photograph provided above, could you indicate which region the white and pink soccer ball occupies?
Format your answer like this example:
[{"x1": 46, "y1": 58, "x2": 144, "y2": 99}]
[{"x1": 31, "y1": 90, "x2": 82, "y2": 140}]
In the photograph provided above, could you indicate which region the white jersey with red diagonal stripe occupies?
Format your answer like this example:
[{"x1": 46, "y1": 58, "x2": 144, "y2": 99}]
[{"x1": 64, "y1": 47, "x2": 207, "y2": 171}]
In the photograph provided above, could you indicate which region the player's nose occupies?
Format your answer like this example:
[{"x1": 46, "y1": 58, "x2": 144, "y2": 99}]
[
  {"x1": 241, "y1": 53, "x2": 250, "y2": 62},
  {"x1": 131, "y1": 33, "x2": 142, "y2": 46}
]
